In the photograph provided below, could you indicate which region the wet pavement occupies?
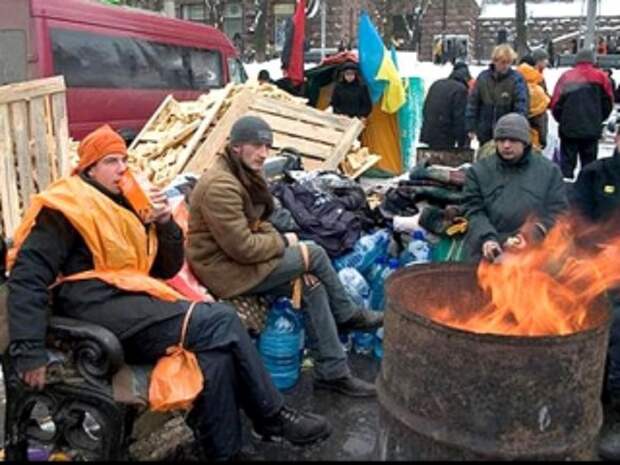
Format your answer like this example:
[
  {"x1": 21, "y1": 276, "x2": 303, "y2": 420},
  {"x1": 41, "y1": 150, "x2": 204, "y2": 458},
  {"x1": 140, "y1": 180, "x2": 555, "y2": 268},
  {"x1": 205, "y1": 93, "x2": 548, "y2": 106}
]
[
  {"x1": 239, "y1": 353, "x2": 383, "y2": 461},
  {"x1": 1, "y1": 353, "x2": 619, "y2": 461}
]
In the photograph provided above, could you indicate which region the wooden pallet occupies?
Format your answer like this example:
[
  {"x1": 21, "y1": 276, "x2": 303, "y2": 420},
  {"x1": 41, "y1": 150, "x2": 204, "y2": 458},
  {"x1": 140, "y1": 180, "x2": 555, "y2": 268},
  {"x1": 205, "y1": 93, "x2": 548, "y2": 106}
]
[
  {"x1": 0, "y1": 76, "x2": 70, "y2": 239},
  {"x1": 185, "y1": 89, "x2": 365, "y2": 174}
]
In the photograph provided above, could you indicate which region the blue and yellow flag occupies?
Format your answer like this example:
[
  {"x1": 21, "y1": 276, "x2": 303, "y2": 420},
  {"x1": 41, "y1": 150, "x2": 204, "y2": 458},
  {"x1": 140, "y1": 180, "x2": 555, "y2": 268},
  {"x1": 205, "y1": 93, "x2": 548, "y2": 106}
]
[{"x1": 358, "y1": 12, "x2": 406, "y2": 114}]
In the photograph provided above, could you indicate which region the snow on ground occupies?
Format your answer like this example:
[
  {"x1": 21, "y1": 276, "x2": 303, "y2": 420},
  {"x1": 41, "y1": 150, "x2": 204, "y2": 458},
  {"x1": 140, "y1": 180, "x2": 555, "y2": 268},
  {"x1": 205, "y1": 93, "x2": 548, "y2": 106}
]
[{"x1": 244, "y1": 52, "x2": 618, "y2": 160}]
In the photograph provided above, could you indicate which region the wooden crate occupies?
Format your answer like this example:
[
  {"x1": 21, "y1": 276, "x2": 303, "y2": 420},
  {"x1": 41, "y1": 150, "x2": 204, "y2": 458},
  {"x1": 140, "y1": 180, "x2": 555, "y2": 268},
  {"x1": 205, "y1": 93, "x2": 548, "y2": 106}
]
[
  {"x1": 0, "y1": 76, "x2": 70, "y2": 238},
  {"x1": 185, "y1": 89, "x2": 365, "y2": 174}
]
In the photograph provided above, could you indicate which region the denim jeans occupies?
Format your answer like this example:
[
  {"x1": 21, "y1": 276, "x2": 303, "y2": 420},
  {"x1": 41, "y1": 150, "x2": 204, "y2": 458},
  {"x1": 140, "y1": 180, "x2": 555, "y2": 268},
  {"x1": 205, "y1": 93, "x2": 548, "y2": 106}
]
[
  {"x1": 123, "y1": 301, "x2": 283, "y2": 460},
  {"x1": 245, "y1": 242, "x2": 357, "y2": 381}
]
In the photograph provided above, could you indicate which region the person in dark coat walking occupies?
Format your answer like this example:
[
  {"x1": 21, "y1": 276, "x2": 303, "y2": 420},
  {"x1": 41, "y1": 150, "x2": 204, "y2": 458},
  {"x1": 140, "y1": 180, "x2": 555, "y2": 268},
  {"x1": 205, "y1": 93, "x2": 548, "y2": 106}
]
[
  {"x1": 572, "y1": 130, "x2": 620, "y2": 463},
  {"x1": 330, "y1": 61, "x2": 372, "y2": 121},
  {"x1": 466, "y1": 44, "x2": 529, "y2": 146},
  {"x1": 462, "y1": 113, "x2": 568, "y2": 262},
  {"x1": 420, "y1": 61, "x2": 472, "y2": 149},
  {"x1": 550, "y1": 48, "x2": 614, "y2": 179},
  {"x1": 6, "y1": 125, "x2": 330, "y2": 461}
]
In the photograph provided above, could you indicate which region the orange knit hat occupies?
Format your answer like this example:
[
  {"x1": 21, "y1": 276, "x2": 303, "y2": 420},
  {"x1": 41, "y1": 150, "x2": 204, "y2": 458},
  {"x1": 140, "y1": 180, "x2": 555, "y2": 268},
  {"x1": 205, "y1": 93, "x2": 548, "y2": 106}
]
[{"x1": 74, "y1": 125, "x2": 127, "y2": 174}]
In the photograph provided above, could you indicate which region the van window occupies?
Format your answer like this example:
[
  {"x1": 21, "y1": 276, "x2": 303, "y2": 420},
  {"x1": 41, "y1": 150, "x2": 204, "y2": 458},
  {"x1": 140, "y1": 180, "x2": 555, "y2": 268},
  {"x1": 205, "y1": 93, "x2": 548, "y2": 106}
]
[
  {"x1": 227, "y1": 57, "x2": 247, "y2": 84},
  {"x1": 51, "y1": 28, "x2": 224, "y2": 90},
  {"x1": 0, "y1": 29, "x2": 27, "y2": 85}
]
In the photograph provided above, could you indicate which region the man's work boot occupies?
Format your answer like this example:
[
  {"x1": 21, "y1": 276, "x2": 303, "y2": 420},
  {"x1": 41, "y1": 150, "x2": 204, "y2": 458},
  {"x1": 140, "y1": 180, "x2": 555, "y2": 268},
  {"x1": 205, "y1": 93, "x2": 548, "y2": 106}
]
[
  {"x1": 313, "y1": 374, "x2": 377, "y2": 398},
  {"x1": 252, "y1": 406, "x2": 331, "y2": 445},
  {"x1": 338, "y1": 309, "x2": 384, "y2": 333},
  {"x1": 599, "y1": 430, "x2": 620, "y2": 460}
]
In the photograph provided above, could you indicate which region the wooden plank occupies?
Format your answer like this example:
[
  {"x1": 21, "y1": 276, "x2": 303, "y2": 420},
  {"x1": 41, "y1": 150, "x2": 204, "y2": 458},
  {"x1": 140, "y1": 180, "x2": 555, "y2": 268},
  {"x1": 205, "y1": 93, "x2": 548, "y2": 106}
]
[
  {"x1": 29, "y1": 97, "x2": 51, "y2": 189},
  {"x1": 342, "y1": 154, "x2": 382, "y2": 179},
  {"x1": 11, "y1": 101, "x2": 34, "y2": 211},
  {"x1": 172, "y1": 85, "x2": 232, "y2": 175},
  {"x1": 128, "y1": 94, "x2": 175, "y2": 151},
  {"x1": 0, "y1": 104, "x2": 21, "y2": 238},
  {"x1": 300, "y1": 157, "x2": 326, "y2": 172},
  {"x1": 271, "y1": 132, "x2": 331, "y2": 160},
  {"x1": 0, "y1": 76, "x2": 66, "y2": 105},
  {"x1": 321, "y1": 120, "x2": 364, "y2": 171},
  {"x1": 250, "y1": 97, "x2": 352, "y2": 130},
  {"x1": 245, "y1": 110, "x2": 341, "y2": 146},
  {"x1": 153, "y1": 119, "x2": 200, "y2": 156},
  {"x1": 51, "y1": 93, "x2": 71, "y2": 176},
  {"x1": 44, "y1": 97, "x2": 58, "y2": 180},
  {"x1": 185, "y1": 88, "x2": 255, "y2": 173}
]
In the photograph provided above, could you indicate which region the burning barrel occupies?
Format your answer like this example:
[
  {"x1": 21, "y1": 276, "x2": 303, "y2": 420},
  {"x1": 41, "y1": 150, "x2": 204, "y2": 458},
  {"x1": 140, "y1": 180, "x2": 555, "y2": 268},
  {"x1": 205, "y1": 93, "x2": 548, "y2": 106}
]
[{"x1": 377, "y1": 263, "x2": 611, "y2": 460}]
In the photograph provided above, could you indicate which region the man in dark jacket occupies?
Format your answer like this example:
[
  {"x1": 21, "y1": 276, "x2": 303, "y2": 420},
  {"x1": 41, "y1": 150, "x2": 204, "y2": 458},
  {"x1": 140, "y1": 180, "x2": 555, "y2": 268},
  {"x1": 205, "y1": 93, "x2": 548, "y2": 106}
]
[
  {"x1": 466, "y1": 44, "x2": 529, "y2": 146},
  {"x1": 550, "y1": 48, "x2": 614, "y2": 179},
  {"x1": 7, "y1": 125, "x2": 329, "y2": 460},
  {"x1": 330, "y1": 61, "x2": 372, "y2": 121},
  {"x1": 572, "y1": 130, "x2": 620, "y2": 461},
  {"x1": 462, "y1": 113, "x2": 568, "y2": 262},
  {"x1": 420, "y1": 61, "x2": 471, "y2": 149}
]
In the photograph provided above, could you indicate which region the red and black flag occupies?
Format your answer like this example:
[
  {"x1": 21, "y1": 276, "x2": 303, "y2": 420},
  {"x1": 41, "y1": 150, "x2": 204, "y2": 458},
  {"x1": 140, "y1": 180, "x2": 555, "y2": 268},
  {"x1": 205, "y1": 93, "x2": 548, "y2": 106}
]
[{"x1": 280, "y1": 0, "x2": 305, "y2": 86}]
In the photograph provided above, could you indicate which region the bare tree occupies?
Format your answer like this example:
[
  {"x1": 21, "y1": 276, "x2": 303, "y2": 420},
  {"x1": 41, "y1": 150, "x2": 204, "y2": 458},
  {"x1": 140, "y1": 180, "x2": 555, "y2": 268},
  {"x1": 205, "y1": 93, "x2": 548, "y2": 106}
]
[{"x1": 514, "y1": 0, "x2": 529, "y2": 57}]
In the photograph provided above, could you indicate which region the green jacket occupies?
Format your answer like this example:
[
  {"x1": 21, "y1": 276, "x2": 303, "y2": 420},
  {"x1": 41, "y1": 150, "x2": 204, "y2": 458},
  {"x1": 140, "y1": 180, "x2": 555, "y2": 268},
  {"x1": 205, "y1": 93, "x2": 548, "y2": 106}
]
[{"x1": 462, "y1": 148, "x2": 568, "y2": 261}]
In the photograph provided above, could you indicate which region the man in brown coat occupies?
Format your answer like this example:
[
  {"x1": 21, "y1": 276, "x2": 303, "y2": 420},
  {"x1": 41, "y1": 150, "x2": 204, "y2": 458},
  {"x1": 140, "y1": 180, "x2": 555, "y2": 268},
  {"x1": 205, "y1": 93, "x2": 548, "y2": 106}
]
[{"x1": 187, "y1": 116, "x2": 383, "y2": 398}]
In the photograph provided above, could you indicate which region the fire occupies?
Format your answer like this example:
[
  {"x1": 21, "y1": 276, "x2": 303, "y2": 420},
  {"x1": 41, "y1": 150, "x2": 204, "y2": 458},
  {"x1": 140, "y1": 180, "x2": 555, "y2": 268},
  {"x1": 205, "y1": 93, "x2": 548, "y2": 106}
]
[{"x1": 430, "y1": 216, "x2": 620, "y2": 336}]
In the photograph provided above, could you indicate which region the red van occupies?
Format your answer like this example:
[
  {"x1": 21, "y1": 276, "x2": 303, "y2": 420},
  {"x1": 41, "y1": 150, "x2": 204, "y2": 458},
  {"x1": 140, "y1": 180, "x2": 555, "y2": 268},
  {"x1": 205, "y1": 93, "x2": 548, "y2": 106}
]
[{"x1": 0, "y1": 0, "x2": 247, "y2": 140}]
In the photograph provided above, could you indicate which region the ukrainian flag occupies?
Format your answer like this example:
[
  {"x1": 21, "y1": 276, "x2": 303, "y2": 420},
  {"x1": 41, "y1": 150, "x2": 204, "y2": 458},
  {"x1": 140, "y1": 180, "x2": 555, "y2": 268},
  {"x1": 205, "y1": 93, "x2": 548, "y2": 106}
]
[{"x1": 358, "y1": 11, "x2": 406, "y2": 114}]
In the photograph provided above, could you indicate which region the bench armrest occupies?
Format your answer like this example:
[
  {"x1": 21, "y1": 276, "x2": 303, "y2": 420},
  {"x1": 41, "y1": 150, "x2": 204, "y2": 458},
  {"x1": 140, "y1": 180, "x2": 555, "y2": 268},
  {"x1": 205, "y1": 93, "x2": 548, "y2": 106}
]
[{"x1": 48, "y1": 316, "x2": 125, "y2": 384}]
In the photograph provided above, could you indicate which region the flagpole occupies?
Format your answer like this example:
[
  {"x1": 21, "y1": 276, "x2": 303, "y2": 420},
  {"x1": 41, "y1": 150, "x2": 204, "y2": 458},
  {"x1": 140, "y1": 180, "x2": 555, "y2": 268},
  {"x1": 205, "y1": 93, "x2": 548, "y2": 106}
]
[{"x1": 320, "y1": 0, "x2": 326, "y2": 60}]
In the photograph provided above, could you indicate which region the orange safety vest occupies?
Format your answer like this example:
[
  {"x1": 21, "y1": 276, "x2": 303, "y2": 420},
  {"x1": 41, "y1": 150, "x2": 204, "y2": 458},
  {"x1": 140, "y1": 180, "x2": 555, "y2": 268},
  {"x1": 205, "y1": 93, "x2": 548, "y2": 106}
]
[{"x1": 8, "y1": 176, "x2": 184, "y2": 302}]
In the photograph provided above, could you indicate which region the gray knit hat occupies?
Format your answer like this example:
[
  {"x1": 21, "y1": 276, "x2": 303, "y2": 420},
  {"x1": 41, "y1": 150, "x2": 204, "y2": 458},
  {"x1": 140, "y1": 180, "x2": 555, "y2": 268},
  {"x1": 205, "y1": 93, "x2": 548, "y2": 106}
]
[
  {"x1": 575, "y1": 47, "x2": 595, "y2": 64},
  {"x1": 531, "y1": 48, "x2": 549, "y2": 63},
  {"x1": 230, "y1": 116, "x2": 273, "y2": 145},
  {"x1": 494, "y1": 113, "x2": 531, "y2": 145}
]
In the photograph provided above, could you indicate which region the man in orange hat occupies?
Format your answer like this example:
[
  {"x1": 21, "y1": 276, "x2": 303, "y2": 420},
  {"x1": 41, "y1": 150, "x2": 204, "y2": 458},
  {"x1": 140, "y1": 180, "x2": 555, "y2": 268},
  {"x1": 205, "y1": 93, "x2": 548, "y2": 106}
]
[{"x1": 6, "y1": 125, "x2": 330, "y2": 460}]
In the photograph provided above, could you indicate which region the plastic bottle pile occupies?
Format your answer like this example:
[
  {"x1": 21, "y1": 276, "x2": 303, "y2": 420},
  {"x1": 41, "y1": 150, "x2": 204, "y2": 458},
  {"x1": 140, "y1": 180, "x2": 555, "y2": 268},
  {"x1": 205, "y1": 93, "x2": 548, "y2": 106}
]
[{"x1": 335, "y1": 227, "x2": 433, "y2": 359}]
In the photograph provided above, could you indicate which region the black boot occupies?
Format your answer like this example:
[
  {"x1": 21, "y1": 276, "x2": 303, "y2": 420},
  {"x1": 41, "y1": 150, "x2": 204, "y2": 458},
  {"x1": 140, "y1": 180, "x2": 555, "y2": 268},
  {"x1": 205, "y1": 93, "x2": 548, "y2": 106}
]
[
  {"x1": 313, "y1": 374, "x2": 377, "y2": 398},
  {"x1": 252, "y1": 406, "x2": 331, "y2": 445},
  {"x1": 338, "y1": 309, "x2": 384, "y2": 332}
]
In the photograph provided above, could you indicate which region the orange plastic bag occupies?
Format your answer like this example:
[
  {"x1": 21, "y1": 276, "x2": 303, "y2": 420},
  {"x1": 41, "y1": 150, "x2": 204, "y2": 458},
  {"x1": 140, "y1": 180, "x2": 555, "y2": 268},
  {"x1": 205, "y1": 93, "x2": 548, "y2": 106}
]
[{"x1": 148, "y1": 302, "x2": 204, "y2": 412}]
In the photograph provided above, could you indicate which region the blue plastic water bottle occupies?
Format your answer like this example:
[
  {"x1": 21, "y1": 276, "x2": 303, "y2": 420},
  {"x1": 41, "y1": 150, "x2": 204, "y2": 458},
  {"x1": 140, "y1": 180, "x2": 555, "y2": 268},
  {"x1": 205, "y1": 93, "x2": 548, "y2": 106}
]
[
  {"x1": 338, "y1": 267, "x2": 370, "y2": 309},
  {"x1": 369, "y1": 258, "x2": 399, "y2": 311},
  {"x1": 355, "y1": 229, "x2": 390, "y2": 273},
  {"x1": 353, "y1": 330, "x2": 375, "y2": 355},
  {"x1": 333, "y1": 229, "x2": 390, "y2": 273},
  {"x1": 400, "y1": 230, "x2": 431, "y2": 267},
  {"x1": 258, "y1": 297, "x2": 302, "y2": 391},
  {"x1": 374, "y1": 327, "x2": 384, "y2": 360}
]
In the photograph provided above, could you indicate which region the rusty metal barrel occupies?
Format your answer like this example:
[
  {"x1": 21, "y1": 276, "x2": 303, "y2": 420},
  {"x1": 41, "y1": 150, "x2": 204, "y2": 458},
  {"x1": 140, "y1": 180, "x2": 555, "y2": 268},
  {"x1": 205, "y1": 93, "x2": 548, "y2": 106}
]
[{"x1": 377, "y1": 263, "x2": 611, "y2": 460}]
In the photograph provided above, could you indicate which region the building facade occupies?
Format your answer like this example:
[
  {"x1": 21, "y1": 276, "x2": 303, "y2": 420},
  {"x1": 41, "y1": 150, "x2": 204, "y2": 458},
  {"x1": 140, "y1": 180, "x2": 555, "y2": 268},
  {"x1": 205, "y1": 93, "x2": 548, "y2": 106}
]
[
  {"x1": 171, "y1": 0, "x2": 367, "y2": 61},
  {"x1": 109, "y1": 0, "x2": 620, "y2": 63}
]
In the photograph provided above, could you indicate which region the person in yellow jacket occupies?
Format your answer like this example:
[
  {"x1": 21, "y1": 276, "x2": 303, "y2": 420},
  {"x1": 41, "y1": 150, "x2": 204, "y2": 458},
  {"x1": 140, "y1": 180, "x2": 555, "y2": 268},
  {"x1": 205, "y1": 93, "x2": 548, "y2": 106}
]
[
  {"x1": 6, "y1": 125, "x2": 329, "y2": 460},
  {"x1": 517, "y1": 54, "x2": 551, "y2": 150}
]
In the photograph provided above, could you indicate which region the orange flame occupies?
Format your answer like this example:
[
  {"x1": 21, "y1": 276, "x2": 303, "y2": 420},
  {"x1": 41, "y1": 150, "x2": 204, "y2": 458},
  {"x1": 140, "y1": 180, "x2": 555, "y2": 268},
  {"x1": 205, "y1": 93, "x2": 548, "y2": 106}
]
[{"x1": 430, "y1": 215, "x2": 620, "y2": 336}]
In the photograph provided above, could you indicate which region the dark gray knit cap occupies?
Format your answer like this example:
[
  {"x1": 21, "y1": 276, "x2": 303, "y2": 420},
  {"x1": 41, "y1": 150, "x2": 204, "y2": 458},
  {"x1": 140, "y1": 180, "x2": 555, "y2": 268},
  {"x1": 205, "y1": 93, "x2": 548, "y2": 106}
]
[
  {"x1": 493, "y1": 113, "x2": 531, "y2": 144},
  {"x1": 230, "y1": 116, "x2": 273, "y2": 145},
  {"x1": 575, "y1": 47, "x2": 595, "y2": 64},
  {"x1": 531, "y1": 48, "x2": 549, "y2": 63}
]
